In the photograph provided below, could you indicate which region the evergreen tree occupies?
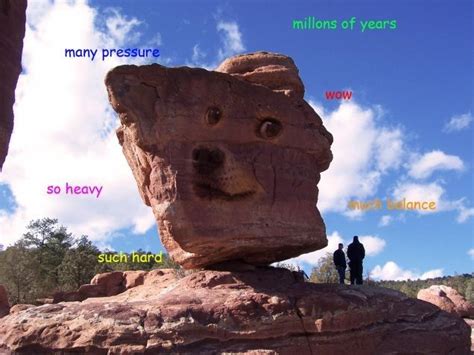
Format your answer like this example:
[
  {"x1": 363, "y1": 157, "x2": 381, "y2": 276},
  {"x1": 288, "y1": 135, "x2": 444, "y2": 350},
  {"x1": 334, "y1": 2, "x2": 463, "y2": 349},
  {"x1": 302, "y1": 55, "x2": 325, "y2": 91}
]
[
  {"x1": 59, "y1": 236, "x2": 101, "y2": 290},
  {"x1": 0, "y1": 242, "x2": 37, "y2": 304},
  {"x1": 22, "y1": 218, "x2": 73, "y2": 292}
]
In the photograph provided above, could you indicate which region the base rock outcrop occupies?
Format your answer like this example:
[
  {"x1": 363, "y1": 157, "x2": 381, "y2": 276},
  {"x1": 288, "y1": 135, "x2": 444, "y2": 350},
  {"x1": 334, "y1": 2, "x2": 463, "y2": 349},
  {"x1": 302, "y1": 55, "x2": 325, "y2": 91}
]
[
  {"x1": 417, "y1": 284, "x2": 474, "y2": 318},
  {"x1": 105, "y1": 52, "x2": 333, "y2": 269},
  {"x1": 0, "y1": 0, "x2": 27, "y2": 170},
  {"x1": 0, "y1": 267, "x2": 470, "y2": 354}
]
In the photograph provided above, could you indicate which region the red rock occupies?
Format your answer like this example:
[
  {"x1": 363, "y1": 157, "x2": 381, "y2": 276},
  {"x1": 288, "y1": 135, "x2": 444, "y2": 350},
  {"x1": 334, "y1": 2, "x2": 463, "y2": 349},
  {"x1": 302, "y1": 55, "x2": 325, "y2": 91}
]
[
  {"x1": 0, "y1": 284, "x2": 10, "y2": 317},
  {"x1": 105, "y1": 52, "x2": 333, "y2": 269},
  {"x1": 9, "y1": 304, "x2": 34, "y2": 314},
  {"x1": 90, "y1": 271, "x2": 125, "y2": 296},
  {"x1": 123, "y1": 270, "x2": 147, "y2": 289},
  {"x1": 418, "y1": 285, "x2": 474, "y2": 318},
  {"x1": 0, "y1": 268, "x2": 469, "y2": 353},
  {"x1": 0, "y1": 0, "x2": 27, "y2": 170},
  {"x1": 52, "y1": 290, "x2": 81, "y2": 303},
  {"x1": 216, "y1": 51, "x2": 305, "y2": 98},
  {"x1": 143, "y1": 268, "x2": 178, "y2": 286},
  {"x1": 78, "y1": 284, "x2": 106, "y2": 299},
  {"x1": 36, "y1": 298, "x2": 54, "y2": 305},
  {"x1": 464, "y1": 318, "x2": 474, "y2": 352}
]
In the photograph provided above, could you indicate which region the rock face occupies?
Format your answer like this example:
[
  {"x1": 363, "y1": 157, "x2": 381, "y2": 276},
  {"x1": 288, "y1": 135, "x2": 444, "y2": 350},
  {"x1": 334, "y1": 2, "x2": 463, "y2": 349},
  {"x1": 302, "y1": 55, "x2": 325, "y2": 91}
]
[
  {"x1": 418, "y1": 285, "x2": 474, "y2": 318},
  {"x1": 105, "y1": 52, "x2": 333, "y2": 269},
  {"x1": 0, "y1": 284, "x2": 10, "y2": 317},
  {"x1": 0, "y1": 0, "x2": 27, "y2": 171},
  {"x1": 0, "y1": 268, "x2": 470, "y2": 354}
]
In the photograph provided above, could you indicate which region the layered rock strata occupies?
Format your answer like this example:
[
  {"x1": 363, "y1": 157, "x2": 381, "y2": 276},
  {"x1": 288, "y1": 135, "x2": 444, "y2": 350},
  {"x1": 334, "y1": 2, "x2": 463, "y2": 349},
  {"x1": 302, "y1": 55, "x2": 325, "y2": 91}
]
[{"x1": 0, "y1": 268, "x2": 470, "y2": 354}]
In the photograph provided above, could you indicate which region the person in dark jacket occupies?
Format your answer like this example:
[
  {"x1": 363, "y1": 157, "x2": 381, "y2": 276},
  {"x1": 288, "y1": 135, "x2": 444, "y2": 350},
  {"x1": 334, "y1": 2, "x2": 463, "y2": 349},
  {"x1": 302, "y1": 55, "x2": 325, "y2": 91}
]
[
  {"x1": 347, "y1": 236, "x2": 365, "y2": 285},
  {"x1": 333, "y1": 243, "x2": 346, "y2": 284}
]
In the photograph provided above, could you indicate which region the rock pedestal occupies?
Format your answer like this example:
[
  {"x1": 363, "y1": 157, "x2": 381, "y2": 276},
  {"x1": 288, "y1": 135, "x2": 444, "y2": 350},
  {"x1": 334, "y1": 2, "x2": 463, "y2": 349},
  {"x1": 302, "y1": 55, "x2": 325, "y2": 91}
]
[
  {"x1": 0, "y1": 268, "x2": 470, "y2": 354},
  {"x1": 105, "y1": 52, "x2": 333, "y2": 269},
  {"x1": 0, "y1": 0, "x2": 27, "y2": 170}
]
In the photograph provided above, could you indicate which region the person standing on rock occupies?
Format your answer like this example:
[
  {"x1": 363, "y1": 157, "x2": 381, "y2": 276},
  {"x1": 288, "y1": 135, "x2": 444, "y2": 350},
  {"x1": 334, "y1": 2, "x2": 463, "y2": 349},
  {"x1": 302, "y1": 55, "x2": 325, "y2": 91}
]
[
  {"x1": 333, "y1": 243, "x2": 347, "y2": 284},
  {"x1": 347, "y1": 236, "x2": 365, "y2": 285}
]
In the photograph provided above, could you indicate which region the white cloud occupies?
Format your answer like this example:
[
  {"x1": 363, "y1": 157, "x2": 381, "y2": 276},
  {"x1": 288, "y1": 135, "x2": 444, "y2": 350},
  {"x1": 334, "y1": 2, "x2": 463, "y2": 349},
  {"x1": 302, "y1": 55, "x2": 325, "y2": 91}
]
[
  {"x1": 0, "y1": 1, "x2": 155, "y2": 245},
  {"x1": 312, "y1": 100, "x2": 472, "y2": 224},
  {"x1": 379, "y1": 215, "x2": 393, "y2": 226},
  {"x1": 313, "y1": 101, "x2": 405, "y2": 214},
  {"x1": 286, "y1": 231, "x2": 344, "y2": 267},
  {"x1": 392, "y1": 181, "x2": 444, "y2": 214},
  {"x1": 420, "y1": 269, "x2": 444, "y2": 280},
  {"x1": 105, "y1": 8, "x2": 142, "y2": 44},
  {"x1": 216, "y1": 21, "x2": 245, "y2": 60},
  {"x1": 285, "y1": 231, "x2": 385, "y2": 267},
  {"x1": 457, "y1": 206, "x2": 474, "y2": 223},
  {"x1": 359, "y1": 235, "x2": 386, "y2": 256},
  {"x1": 443, "y1": 112, "x2": 473, "y2": 132},
  {"x1": 370, "y1": 261, "x2": 443, "y2": 281},
  {"x1": 192, "y1": 44, "x2": 205, "y2": 62},
  {"x1": 148, "y1": 33, "x2": 162, "y2": 46},
  {"x1": 391, "y1": 181, "x2": 473, "y2": 222},
  {"x1": 375, "y1": 128, "x2": 404, "y2": 171},
  {"x1": 408, "y1": 150, "x2": 464, "y2": 179},
  {"x1": 468, "y1": 249, "x2": 474, "y2": 260}
]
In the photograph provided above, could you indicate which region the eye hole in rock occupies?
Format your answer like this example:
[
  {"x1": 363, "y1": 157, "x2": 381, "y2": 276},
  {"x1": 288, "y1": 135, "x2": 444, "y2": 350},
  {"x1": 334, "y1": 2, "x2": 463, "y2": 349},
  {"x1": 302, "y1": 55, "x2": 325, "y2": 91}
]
[
  {"x1": 205, "y1": 107, "x2": 222, "y2": 125},
  {"x1": 259, "y1": 119, "x2": 282, "y2": 139}
]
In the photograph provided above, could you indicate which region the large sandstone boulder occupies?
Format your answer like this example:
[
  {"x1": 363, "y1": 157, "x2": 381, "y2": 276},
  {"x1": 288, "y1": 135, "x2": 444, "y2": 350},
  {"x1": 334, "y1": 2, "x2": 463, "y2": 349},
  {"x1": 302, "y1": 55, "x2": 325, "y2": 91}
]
[
  {"x1": 0, "y1": 0, "x2": 27, "y2": 171},
  {"x1": 91, "y1": 270, "x2": 125, "y2": 296},
  {"x1": 105, "y1": 52, "x2": 333, "y2": 269},
  {"x1": 0, "y1": 284, "x2": 10, "y2": 317},
  {"x1": 418, "y1": 285, "x2": 474, "y2": 318},
  {"x1": 0, "y1": 268, "x2": 469, "y2": 354}
]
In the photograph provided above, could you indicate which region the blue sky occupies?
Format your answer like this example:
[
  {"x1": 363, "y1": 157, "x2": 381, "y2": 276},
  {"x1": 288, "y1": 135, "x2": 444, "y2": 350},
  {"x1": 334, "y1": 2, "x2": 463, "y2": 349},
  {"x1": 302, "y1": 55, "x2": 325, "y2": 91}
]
[{"x1": 0, "y1": 0, "x2": 472, "y2": 280}]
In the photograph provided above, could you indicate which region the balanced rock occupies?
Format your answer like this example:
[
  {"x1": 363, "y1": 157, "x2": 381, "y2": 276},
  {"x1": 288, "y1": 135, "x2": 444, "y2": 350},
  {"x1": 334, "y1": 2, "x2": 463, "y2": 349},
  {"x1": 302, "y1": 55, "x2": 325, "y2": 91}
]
[
  {"x1": 418, "y1": 285, "x2": 474, "y2": 318},
  {"x1": 105, "y1": 52, "x2": 333, "y2": 269},
  {"x1": 0, "y1": 268, "x2": 470, "y2": 353},
  {"x1": 0, "y1": 0, "x2": 27, "y2": 171}
]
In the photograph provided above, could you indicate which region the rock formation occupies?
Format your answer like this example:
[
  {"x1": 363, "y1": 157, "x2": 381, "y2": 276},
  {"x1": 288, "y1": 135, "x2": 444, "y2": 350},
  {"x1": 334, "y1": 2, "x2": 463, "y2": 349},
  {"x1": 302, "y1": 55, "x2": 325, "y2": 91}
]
[
  {"x1": 0, "y1": 0, "x2": 27, "y2": 171},
  {"x1": 0, "y1": 268, "x2": 470, "y2": 354},
  {"x1": 418, "y1": 285, "x2": 474, "y2": 318},
  {"x1": 0, "y1": 284, "x2": 10, "y2": 317},
  {"x1": 105, "y1": 52, "x2": 333, "y2": 269},
  {"x1": 0, "y1": 53, "x2": 469, "y2": 353}
]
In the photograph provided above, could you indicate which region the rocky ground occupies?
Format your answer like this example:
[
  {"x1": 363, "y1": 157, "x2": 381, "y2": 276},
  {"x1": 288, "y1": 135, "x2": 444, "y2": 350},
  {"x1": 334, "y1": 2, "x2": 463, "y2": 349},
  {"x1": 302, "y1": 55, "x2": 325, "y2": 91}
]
[{"x1": 0, "y1": 267, "x2": 470, "y2": 354}]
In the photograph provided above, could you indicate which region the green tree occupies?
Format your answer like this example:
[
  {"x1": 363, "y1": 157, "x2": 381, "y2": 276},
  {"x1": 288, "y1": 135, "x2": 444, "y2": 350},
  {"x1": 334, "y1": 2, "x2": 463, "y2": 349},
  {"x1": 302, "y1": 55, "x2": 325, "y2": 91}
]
[
  {"x1": 465, "y1": 279, "x2": 474, "y2": 304},
  {"x1": 59, "y1": 236, "x2": 101, "y2": 290},
  {"x1": 309, "y1": 253, "x2": 340, "y2": 284},
  {"x1": 22, "y1": 218, "x2": 73, "y2": 293},
  {"x1": 0, "y1": 242, "x2": 37, "y2": 304}
]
